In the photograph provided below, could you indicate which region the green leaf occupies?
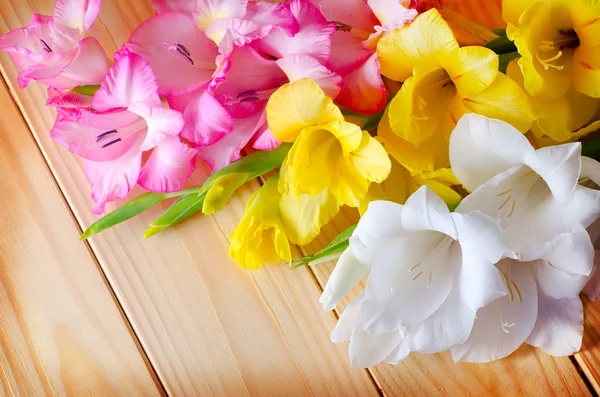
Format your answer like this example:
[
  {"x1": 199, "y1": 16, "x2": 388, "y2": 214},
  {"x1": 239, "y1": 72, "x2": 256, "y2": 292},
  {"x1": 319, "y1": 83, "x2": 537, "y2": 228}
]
[
  {"x1": 498, "y1": 52, "x2": 520, "y2": 73},
  {"x1": 144, "y1": 192, "x2": 208, "y2": 238},
  {"x1": 81, "y1": 192, "x2": 167, "y2": 240},
  {"x1": 292, "y1": 224, "x2": 357, "y2": 269},
  {"x1": 70, "y1": 85, "x2": 101, "y2": 96},
  {"x1": 485, "y1": 35, "x2": 517, "y2": 55}
]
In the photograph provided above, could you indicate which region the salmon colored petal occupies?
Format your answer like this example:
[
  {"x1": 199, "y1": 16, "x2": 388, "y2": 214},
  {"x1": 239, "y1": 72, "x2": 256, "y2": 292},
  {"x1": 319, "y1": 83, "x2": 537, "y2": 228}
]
[
  {"x1": 138, "y1": 137, "x2": 197, "y2": 192},
  {"x1": 377, "y1": 9, "x2": 458, "y2": 82},
  {"x1": 335, "y1": 52, "x2": 386, "y2": 115}
]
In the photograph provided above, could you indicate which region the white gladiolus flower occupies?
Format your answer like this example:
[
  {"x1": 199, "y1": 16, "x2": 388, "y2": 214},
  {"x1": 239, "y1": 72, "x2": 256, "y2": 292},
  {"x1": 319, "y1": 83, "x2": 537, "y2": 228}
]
[{"x1": 326, "y1": 186, "x2": 509, "y2": 367}]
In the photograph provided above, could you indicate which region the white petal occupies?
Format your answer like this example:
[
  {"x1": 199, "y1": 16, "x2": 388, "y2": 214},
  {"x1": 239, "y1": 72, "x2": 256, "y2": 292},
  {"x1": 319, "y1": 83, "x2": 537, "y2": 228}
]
[
  {"x1": 452, "y1": 259, "x2": 538, "y2": 363},
  {"x1": 385, "y1": 339, "x2": 410, "y2": 364},
  {"x1": 331, "y1": 294, "x2": 364, "y2": 343},
  {"x1": 526, "y1": 293, "x2": 583, "y2": 356},
  {"x1": 409, "y1": 280, "x2": 477, "y2": 354},
  {"x1": 525, "y1": 143, "x2": 581, "y2": 203},
  {"x1": 458, "y1": 250, "x2": 507, "y2": 310},
  {"x1": 558, "y1": 186, "x2": 600, "y2": 231},
  {"x1": 361, "y1": 237, "x2": 457, "y2": 332},
  {"x1": 449, "y1": 114, "x2": 534, "y2": 192},
  {"x1": 452, "y1": 210, "x2": 507, "y2": 263},
  {"x1": 349, "y1": 327, "x2": 404, "y2": 368},
  {"x1": 532, "y1": 259, "x2": 588, "y2": 299},
  {"x1": 320, "y1": 249, "x2": 370, "y2": 311},
  {"x1": 583, "y1": 253, "x2": 600, "y2": 300},
  {"x1": 520, "y1": 224, "x2": 594, "y2": 276},
  {"x1": 402, "y1": 186, "x2": 457, "y2": 239}
]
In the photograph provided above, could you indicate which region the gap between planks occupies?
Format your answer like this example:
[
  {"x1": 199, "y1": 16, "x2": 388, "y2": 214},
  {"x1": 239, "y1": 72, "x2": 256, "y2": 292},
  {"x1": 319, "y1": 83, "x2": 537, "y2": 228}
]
[{"x1": 0, "y1": 66, "x2": 168, "y2": 397}]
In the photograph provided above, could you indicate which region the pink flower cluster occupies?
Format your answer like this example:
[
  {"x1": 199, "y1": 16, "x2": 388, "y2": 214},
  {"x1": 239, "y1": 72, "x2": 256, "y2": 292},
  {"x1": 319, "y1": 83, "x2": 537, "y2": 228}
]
[{"x1": 0, "y1": 0, "x2": 417, "y2": 214}]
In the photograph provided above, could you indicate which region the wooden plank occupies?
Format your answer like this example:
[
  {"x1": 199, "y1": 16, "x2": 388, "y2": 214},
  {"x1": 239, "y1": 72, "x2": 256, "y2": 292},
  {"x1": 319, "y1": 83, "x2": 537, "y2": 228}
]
[
  {"x1": 305, "y1": 210, "x2": 594, "y2": 396},
  {"x1": 575, "y1": 298, "x2": 600, "y2": 394},
  {"x1": 0, "y1": 1, "x2": 379, "y2": 395},
  {"x1": 0, "y1": 77, "x2": 161, "y2": 394}
]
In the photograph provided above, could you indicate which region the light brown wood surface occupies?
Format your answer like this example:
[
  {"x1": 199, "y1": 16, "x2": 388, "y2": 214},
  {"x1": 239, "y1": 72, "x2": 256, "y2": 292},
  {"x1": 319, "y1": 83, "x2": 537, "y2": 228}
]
[
  {"x1": 0, "y1": 0, "x2": 597, "y2": 396},
  {"x1": 0, "y1": 74, "x2": 161, "y2": 394}
]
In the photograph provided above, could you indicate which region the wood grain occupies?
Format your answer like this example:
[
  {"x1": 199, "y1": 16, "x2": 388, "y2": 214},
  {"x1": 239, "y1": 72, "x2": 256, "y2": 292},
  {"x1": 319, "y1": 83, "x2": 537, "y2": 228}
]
[
  {"x1": 0, "y1": 76, "x2": 161, "y2": 395},
  {"x1": 0, "y1": 1, "x2": 378, "y2": 395}
]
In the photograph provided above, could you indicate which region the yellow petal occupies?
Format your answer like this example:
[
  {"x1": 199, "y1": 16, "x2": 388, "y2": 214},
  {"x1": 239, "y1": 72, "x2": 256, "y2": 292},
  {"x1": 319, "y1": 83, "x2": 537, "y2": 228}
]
[
  {"x1": 266, "y1": 78, "x2": 343, "y2": 142},
  {"x1": 203, "y1": 173, "x2": 250, "y2": 214},
  {"x1": 317, "y1": 121, "x2": 363, "y2": 155},
  {"x1": 349, "y1": 131, "x2": 391, "y2": 183},
  {"x1": 378, "y1": 107, "x2": 449, "y2": 174},
  {"x1": 281, "y1": 127, "x2": 342, "y2": 197},
  {"x1": 572, "y1": 1, "x2": 600, "y2": 48},
  {"x1": 573, "y1": 46, "x2": 600, "y2": 98},
  {"x1": 502, "y1": 0, "x2": 538, "y2": 26},
  {"x1": 443, "y1": 46, "x2": 499, "y2": 98},
  {"x1": 377, "y1": 8, "x2": 459, "y2": 82},
  {"x1": 280, "y1": 189, "x2": 340, "y2": 246},
  {"x1": 414, "y1": 167, "x2": 462, "y2": 205},
  {"x1": 462, "y1": 73, "x2": 534, "y2": 133},
  {"x1": 360, "y1": 157, "x2": 414, "y2": 214},
  {"x1": 388, "y1": 65, "x2": 457, "y2": 146},
  {"x1": 422, "y1": 180, "x2": 462, "y2": 205},
  {"x1": 330, "y1": 156, "x2": 370, "y2": 208}
]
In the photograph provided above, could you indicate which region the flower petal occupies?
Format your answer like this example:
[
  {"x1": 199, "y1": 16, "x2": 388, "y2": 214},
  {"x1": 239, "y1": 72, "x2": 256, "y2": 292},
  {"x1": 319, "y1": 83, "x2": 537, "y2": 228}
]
[
  {"x1": 573, "y1": 45, "x2": 600, "y2": 99},
  {"x1": 266, "y1": 78, "x2": 343, "y2": 142},
  {"x1": 443, "y1": 46, "x2": 498, "y2": 98},
  {"x1": 123, "y1": 12, "x2": 219, "y2": 96},
  {"x1": 402, "y1": 186, "x2": 456, "y2": 238},
  {"x1": 349, "y1": 131, "x2": 391, "y2": 184},
  {"x1": 377, "y1": 8, "x2": 458, "y2": 82},
  {"x1": 193, "y1": 0, "x2": 248, "y2": 30},
  {"x1": 276, "y1": 54, "x2": 341, "y2": 99},
  {"x1": 93, "y1": 52, "x2": 159, "y2": 111},
  {"x1": 320, "y1": 249, "x2": 370, "y2": 311},
  {"x1": 127, "y1": 102, "x2": 184, "y2": 151},
  {"x1": 335, "y1": 52, "x2": 387, "y2": 115},
  {"x1": 53, "y1": 0, "x2": 101, "y2": 32},
  {"x1": 331, "y1": 294, "x2": 363, "y2": 343},
  {"x1": 349, "y1": 326, "x2": 404, "y2": 368},
  {"x1": 367, "y1": 0, "x2": 417, "y2": 29},
  {"x1": 526, "y1": 293, "x2": 583, "y2": 356},
  {"x1": 449, "y1": 114, "x2": 534, "y2": 192},
  {"x1": 85, "y1": 134, "x2": 144, "y2": 214},
  {"x1": 452, "y1": 260, "x2": 538, "y2": 363},
  {"x1": 533, "y1": 259, "x2": 589, "y2": 300},
  {"x1": 138, "y1": 137, "x2": 197, "y2": 192}
]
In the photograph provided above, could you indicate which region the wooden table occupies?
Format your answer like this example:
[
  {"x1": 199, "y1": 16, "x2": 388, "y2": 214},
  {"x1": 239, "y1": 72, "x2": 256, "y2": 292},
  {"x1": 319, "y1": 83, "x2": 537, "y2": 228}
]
[{"x1": 0, "y1": 1, "x2": 599, "y2": 395}]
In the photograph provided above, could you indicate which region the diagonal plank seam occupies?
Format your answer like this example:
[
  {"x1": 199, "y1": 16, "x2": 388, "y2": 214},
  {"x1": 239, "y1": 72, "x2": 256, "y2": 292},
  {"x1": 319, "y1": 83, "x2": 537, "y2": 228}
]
[{"x1": 0, "y1": 68, "x2": 169, "y2": 397}]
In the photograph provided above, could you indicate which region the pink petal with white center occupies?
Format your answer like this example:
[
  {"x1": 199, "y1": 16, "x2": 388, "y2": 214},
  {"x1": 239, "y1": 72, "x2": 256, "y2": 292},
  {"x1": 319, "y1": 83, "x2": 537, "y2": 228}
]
[
  {"x1": 253, "y1": 0, "x2": 336, "y2": 64},
  {"x1": 168, "y1": 88, "x2": 233, "y2": 146},
  {"x1": 138, "y1": 137, "x2": 197, "y2": 192},
  {"x1": 46, "y1": 87, "x2": 93, "y2": 108},
  {"x1": 329, "y1": 32, "x2": 374, "y2": 75},
  {"x1": 245, "y1": 1, "x2": 299, "y2": 36},
  {"x1": 51, "y1": 109, "x2": 140, "y2": 161},
  {"x1": 367, "y1": 0, "x2": 418, "y2": 31},
  {"x1": 151, "y1": 0, "x2": 196, "y2": 14},
  {"x1": 193, "y1": 0, "x2": 248, "y2": 30},
  {"x1": 46, "y1": 37, "x2": 108, "y2": 88},
  {"x1": 29, "y1": 13, "x2": 54, "y2": 27},
  {"x1": 314, "y1": 0, "x2": 379, "y2": 31},
  {"x1": 206, "y1": 18, "x2": 272, "y2": 48},
  {"x1": 214, "y1": 45, "x2": 287, "y2": 118},
  {"x1": 196, "y1": 111, "x2": 263, "y2": 171},
  {"x1": 123, "y1": 12, "x2": 219, "y2": 96},
  {"x1": 276, "y1": 54, "x2": 341, "y2": 99},
  {"x1": 127, "y1": 102, "x2": 185, "y2": 151},
  {"x1": 336, "y1": 52, "x2": 386, "y2": 114},
  {"x1": 53, "y1": 0, "x2": 101, "y2": 33},
  {"x1": 86, "y1": 134, "x2": 144, "y2": 214},
  {"x1": 93, "y1": 52, "x2": 159, "y2": 111}
]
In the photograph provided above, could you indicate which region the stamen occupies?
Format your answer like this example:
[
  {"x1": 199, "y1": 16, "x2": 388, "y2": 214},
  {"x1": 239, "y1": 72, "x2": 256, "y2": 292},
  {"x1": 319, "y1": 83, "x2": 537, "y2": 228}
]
[
  {"x1": 411, "y1": 271, "x2": 424, "y2": 282},
  {"x1": 427, "y1": 272, "x2": 432, "y2": 287},
  {"x1": 510, "y1": 280, "x2": 522, "y2": 302},
  {"x1": 536, "y1": 49, "x2": 565, "y2": 71},
  {"x1": 40, "y1": 39, "x2": 52, "y2": 53},
  {"x1": 176, "y1": 46, "x2": 194, "y2": 65},
  {"x1": 237, "y1": 90, "x2": 257, "y2": 99},
  {"x1": 498, "y1": 194, "x2": 511, "y2": 211},
  {"x1": 501, "y1": 272, "x2": 514, "y2": 301},
  {"x1": 410, "y1": 262, "x2": 421, "y2": 272},
  {"x1": 96, "y1": 129, "x2": 118, "y2": 142},
  {"x1": 501, "y1": 322, "x2": 515, "y2": 334},
  {"x1": 508, "y1": 200, "x2": 516, "y2": 218},
  {"x1": 496, "y1": 188, "x2": 513, "y2": 196},
  {"x1": 335, "y1": 21, "x2": 352, "y2": 32},
  {"x1": 176, "y1": 43, "x2": 190, "y2": 56},
  {"x1": 101, "y1": 138, "x2": 122, "y2": 148},
  {"x1": 240, "y1": 97, "x2": 261, "y2": 103}
]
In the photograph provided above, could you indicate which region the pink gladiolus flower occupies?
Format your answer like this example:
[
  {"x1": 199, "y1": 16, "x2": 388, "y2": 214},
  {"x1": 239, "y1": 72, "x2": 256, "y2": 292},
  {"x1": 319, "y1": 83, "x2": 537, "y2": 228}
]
[
  {"x1": 51, "y1": 52, "x2": 192, "y2": 214},
  {"x1": 313, "y1": 0, "x2": 418, "y2": 114},
  {"x1": 0, "y1": 0, "x2": 108, "y2": 89}
]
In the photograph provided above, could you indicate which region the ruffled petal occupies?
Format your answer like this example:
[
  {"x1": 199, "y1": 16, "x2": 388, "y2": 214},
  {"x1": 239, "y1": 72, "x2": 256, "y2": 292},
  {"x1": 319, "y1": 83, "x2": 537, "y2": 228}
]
[
  {"x1": 443, "y1": 46, "x2": 498, "y2": 98},
  {"x1": 193, "y1": 0, "x2": 248, "y2": 30},
  {"x1": 276, "y1": 54, "x2": 341, "y2": 99},
  {"x1": 53, "y1": 0, "x2": 101, "y2": 32},
  {"x1": 126, "y1": 103, "x2": 184, "y2": 151},
  {"x1": 367, "y1": 0, "x2": 417, "y2": 29},
  {"x1": 138, "y1": 137, "x2": 197, "y2": 192},
  {"x1": 402, "y1": 186, "x2": 456, "y2": 238},
  {"x1": 85, "y1": 134, "x2": 144, "y2": 214}
]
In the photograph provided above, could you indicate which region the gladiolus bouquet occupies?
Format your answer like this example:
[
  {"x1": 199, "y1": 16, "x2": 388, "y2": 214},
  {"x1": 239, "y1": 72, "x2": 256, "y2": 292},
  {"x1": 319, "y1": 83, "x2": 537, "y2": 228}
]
[{"x1": 5, "y1": 0, "x2": 600, "y2": 367}]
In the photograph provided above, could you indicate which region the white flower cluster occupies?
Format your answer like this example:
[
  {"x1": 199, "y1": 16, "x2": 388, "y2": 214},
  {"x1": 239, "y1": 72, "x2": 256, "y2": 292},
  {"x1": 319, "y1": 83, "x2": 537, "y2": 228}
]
[{"x1": 321, "y1": 114, "x2": 600, "y2": 367}]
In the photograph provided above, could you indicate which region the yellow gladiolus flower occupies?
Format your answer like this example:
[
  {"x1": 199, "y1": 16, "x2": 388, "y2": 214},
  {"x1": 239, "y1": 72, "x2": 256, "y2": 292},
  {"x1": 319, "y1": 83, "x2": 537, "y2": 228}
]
[
  {"x1": 266, "y1": 78, "x2": 391, "y2": 208},
  {"x1": 506, "y1": 60, "x2": 600, "y2": 143},
  {"x1": 377, "y1": 8, "x2": 534, "y2": 165},
  {"x1": 230, "y1": 173, "x2": 341, "y2": 269},
  {"x1": 506, "y1": 0, "x2": 600, "y2": 100}
]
